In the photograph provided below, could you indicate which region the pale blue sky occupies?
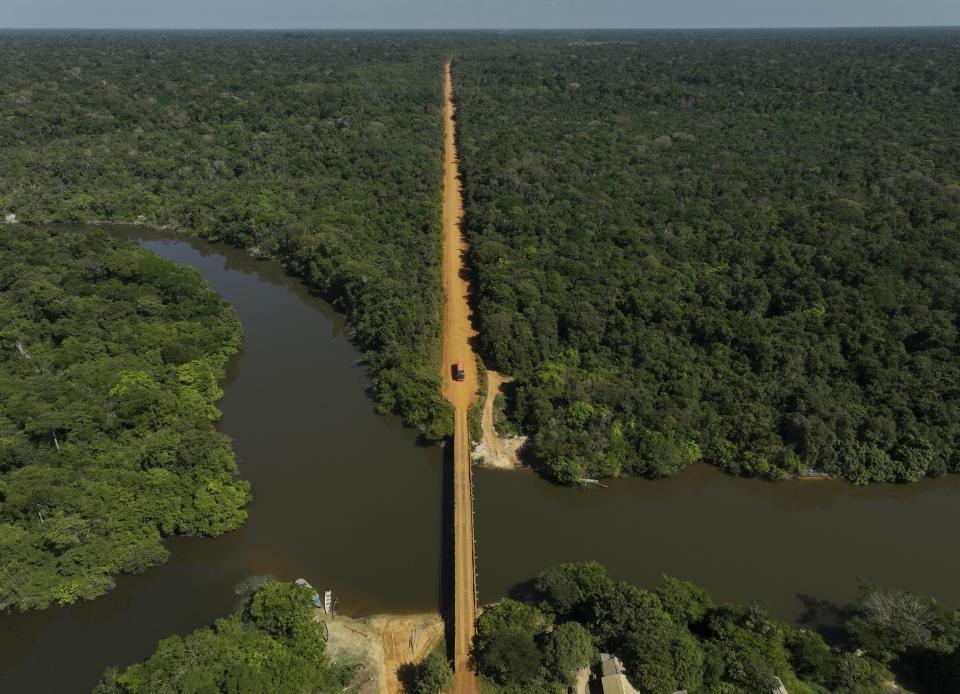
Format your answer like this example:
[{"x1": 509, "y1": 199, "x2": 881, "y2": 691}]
[{"x1": 2, "y1": 0, "x2": 958, "y2": 30}]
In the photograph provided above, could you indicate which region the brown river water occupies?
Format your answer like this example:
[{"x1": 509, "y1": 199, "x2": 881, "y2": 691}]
[{"x1": 2, "y1": 226, "x2": 959, "y2": 691}]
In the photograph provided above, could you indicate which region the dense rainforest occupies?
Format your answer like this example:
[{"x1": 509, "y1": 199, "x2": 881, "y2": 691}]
[
  {"x1": 95, "y1": 578, "x2": 356, "y2": 693},
  {"x1": 0, "y1": 226, "x2": 247, "y2": 611},
  {"x1": 0, "y1": 31, "x2": 452, "y2": 440},
  {"x1": 474, "y1": 562, "x2": 960, "y2": 694},
  {"x1": 7, "y1": 30, "x2": 959, "y2": 484},
  {"x1": 454, "y1": 30, "x2": 960, "y2": 483}
]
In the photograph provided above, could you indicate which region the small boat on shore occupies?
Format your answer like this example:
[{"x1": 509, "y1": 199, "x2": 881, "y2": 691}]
[
  {"x1": 324, "y1": 590, "x2": 333, "y2": 615},
  {"x1": 295, "y1": 578, "x2": 323, "y2": 608}
]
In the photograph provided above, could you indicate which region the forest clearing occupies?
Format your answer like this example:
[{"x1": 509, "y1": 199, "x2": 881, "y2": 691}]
[{"x1": 322, "y1": 612, "x2": 444, "y2": 694}]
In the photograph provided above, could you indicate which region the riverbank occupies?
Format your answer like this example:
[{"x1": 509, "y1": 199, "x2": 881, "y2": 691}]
[
  {"x1": 468, "y1": 368, "x2": 833, "y2": 481},
  {"x1": 321, "y1": 611, "x2": 444, "y2": 694},
  {"x1": 8, "y1": 226, "x2": 960, "y2": 693},
  {"x1": 472, "y1": 370, "x2": 525, "y2": 470},
  {"x1": 0, "y1": 228, "x2": 448, "y2": 693}
]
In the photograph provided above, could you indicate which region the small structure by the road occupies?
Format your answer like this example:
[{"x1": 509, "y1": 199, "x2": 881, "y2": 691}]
[
  {"x1": 592, "y1": 652, "x2": 784, "y2": 694},
  {"x1": 598, "y1": 654, "x2": 640, "y2": 694}
]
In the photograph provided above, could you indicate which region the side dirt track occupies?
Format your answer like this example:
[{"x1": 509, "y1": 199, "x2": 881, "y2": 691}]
[
  {"x1": 440, "y1": 61, "x2": 482, "y2": 694},
  {"x1": 473, "y1": 370, "x2": 524, "y2": 470}
]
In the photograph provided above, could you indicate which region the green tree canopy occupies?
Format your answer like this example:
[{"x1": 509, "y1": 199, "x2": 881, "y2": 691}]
[
  {"x1": 0, "y1": 226, "x2": 247, "y2": 611},
  {"x1": 453, "y1": 31, "x2": 960, "y2": 484},
  {"x1": 95, "y1": 580, "x2": 354, "y2": 693},
  {"x1": 473, "y1": 562, "x2": 951, "y2": 694},
  {"x1": 0, "y1": 31, "x2": 453, "y2": 441}
]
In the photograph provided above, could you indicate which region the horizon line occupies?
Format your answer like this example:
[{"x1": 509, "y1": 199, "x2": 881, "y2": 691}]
[{"x1": 2, "y1": 24, "x2": 959, "y2": 32}]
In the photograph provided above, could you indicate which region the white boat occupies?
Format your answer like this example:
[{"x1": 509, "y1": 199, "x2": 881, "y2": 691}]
[{"x1": 324, "y1": 590, "x2": 333, "y2": 615}]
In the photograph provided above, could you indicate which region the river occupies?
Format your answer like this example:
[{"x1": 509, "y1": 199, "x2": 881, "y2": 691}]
[{"x1": 2, "y1": 225, "x2": 959, "y2": 691}]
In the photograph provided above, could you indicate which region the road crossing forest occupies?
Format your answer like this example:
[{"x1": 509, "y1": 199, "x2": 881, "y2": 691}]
[
  {"x1": 439, "y1": 62, "x2": 482, "y2": 694},
  {"x1": 2, "y1": 28, "x2": 960, "y2": 694}
]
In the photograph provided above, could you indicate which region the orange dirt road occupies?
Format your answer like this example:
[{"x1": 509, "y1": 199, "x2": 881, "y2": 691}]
[{"x1": 440, "y1": 61, "x2": 481, "y2": 694}]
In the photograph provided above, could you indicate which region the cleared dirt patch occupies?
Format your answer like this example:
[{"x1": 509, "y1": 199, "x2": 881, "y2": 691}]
[
  {"x1": 472, "y1": 370, "x2": 526, "y2": 469},
  {"x1": 321, "y1": 611, "x2": 444, "y2": 694}
]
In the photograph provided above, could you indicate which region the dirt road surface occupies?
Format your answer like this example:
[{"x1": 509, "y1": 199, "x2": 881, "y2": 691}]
[{"x1": 440, "y1": 61, "x2": 481, "y2": 694}]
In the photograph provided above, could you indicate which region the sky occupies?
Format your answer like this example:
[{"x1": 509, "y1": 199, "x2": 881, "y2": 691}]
[{"x1": 2, "y1": 0, "x2": 959, "y2": 30}]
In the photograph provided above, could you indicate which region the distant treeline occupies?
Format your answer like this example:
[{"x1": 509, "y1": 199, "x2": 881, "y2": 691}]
[
  {"x1": 0, "y1": 31, "x2": 452, "y2": 440},
  {"x1": 0, "y1": 226, "x2": 246, "y2": 611},
  {"x1": 474, "y1": 561, "x2": 960, "y2": 693},
  {"x1": 453, "y1": 31, "x2": 960, "y2": 483}
]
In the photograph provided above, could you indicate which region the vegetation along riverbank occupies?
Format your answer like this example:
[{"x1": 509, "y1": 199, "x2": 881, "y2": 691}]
[
  {"x1": 0, "y1": 225, "x2": 247, "y2": 611},
  {"x1": 93, "y1": 567, "x2": 960, "y2": 694},
  {"x1": 453, "y1": 30, "x2": 960, "y2": 485},
  {"x1": 93, "y1": 577, "x2": 452, "y2": 694},
  {"x1": 94, "y1": 578, "x2": 357, "y2": 693},
  {"x1": 0, "y1": 31, "x2": 452, "y2": 440},
  {"x1": 473, "y1": 562, "x2": 960, "y2": 694}
]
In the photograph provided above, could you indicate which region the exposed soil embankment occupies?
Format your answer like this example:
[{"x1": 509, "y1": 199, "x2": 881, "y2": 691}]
[
  {"x1": 321, "y1": 612, "x2": 444, "y2": 694},
  {"x1": 472, "y1": 370, "x2": 526, "y2": 469}
]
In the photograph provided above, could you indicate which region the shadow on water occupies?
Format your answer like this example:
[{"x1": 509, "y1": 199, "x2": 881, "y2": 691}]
[
  {"x1": 474, "y1": 461, "x2": 960, "y2": 632},
  {"x1": 439, "y1": 437, "x2": 457, "y2": 661},
  {"x1": 795, "y1": 594, "x2": 850, "y2": 644}
]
